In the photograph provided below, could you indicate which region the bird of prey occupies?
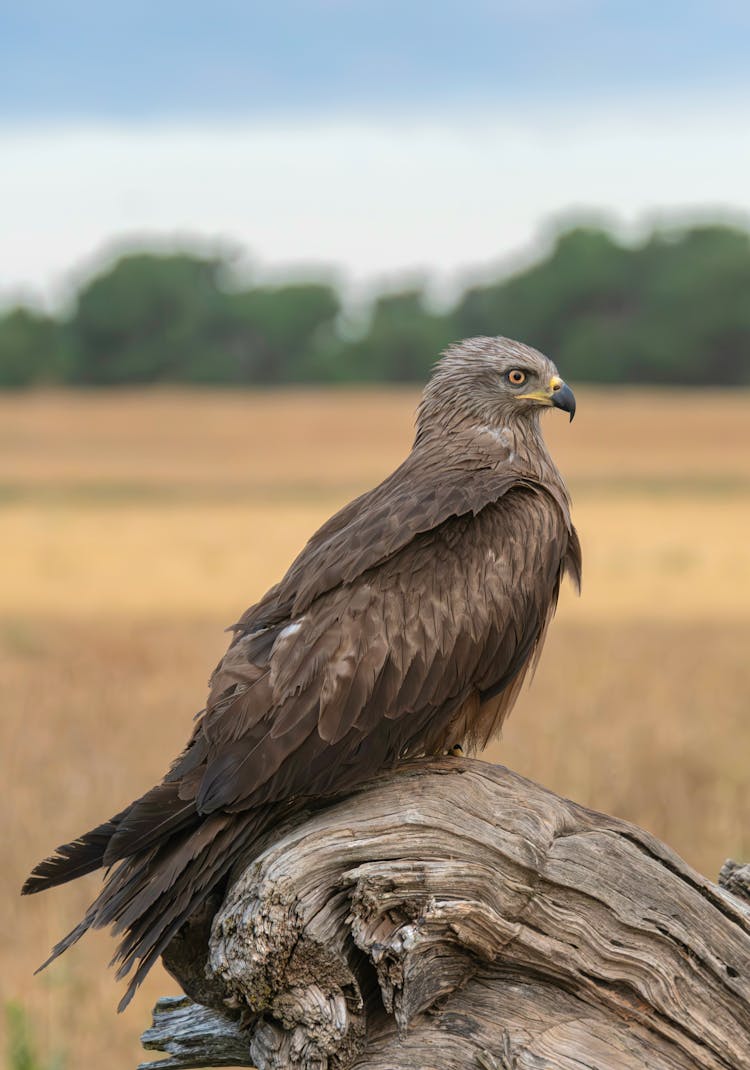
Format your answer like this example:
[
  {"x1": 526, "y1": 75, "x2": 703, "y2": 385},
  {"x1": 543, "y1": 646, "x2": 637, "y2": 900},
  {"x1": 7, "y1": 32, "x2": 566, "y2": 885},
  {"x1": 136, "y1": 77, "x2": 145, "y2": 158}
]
[{"x1": 23, "y1": 336, "x2": 580, "y2": 1010}]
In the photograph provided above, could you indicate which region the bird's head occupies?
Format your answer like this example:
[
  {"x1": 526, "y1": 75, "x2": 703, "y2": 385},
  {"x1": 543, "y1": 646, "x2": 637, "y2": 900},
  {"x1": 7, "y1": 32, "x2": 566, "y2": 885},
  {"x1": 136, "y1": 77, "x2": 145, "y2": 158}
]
[{"x1": 416, "y1": 336, "x2": 575, "y2": 441}]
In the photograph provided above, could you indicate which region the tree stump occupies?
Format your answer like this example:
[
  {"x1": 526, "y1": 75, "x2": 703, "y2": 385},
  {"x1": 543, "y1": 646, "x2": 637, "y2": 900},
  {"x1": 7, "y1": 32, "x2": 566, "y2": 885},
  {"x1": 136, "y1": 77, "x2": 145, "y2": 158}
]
[{"x1": 139, "y1": 758, "x2": 750, "y2": 1070}]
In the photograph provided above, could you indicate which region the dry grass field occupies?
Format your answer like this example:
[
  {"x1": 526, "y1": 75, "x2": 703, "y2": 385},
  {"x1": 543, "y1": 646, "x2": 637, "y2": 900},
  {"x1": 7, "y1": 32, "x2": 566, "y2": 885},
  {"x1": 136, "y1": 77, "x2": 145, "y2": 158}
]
[{"x1": 2, "y1": 385, "x2": 750, "y2": 1068}]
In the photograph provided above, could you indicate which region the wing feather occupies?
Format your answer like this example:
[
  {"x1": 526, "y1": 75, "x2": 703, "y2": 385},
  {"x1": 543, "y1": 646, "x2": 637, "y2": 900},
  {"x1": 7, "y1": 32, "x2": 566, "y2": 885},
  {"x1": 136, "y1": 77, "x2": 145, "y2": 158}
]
[
  {"x1": 25, "y1": 447, "x2": 580, "y2": 1010},
  {"x1": 187, "y1": 484, "x2": 574, "y2": 818}
]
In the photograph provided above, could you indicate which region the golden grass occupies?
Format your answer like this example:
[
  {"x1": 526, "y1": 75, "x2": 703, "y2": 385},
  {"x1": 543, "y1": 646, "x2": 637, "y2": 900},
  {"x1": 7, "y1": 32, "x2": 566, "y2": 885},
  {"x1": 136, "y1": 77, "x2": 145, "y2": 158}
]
[
  {"x1": 2, "y1": 385, "x2": 750, "y2": 1067},
  {"x1": 1, "y1": 386, "x2": 749, "y2": 621},
  {"x1": 1, "y1": 385, "x2": 749, "y2": 498},
  {"x1": 3, "y1": 616, "x2": 749, "y2": 1067},
  {"x1": 1, "y1": 494, "x2": 749, "y2": 620}
]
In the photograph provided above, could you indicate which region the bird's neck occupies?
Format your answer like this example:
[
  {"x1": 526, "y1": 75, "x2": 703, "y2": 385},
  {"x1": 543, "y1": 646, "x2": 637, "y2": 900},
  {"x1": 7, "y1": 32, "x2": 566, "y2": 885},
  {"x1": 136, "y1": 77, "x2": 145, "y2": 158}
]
[
  {"x1": 426, "y1": 415, "x2": 567, "y2": 493},
  {"x1": 501, "y1": 417, "x2": 563, "y2": 484}
]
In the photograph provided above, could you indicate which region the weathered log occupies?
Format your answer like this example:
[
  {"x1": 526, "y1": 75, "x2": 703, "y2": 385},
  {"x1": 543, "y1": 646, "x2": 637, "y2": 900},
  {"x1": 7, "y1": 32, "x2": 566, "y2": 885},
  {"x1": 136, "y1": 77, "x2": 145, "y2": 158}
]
[
  {"x1": 720, "y1": 860, "x2": 750, "y2": 907},
  {"x1": 139, "y1": 758, "x2": 750, "y2": 1070}
]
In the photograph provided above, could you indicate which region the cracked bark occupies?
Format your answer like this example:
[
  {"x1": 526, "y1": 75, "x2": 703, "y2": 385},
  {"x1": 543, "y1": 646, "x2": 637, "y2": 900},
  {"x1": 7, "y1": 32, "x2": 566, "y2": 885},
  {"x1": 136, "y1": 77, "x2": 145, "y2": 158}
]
[{"x1": 139, "y1": 757, "x2": 750, "y2": 1070}]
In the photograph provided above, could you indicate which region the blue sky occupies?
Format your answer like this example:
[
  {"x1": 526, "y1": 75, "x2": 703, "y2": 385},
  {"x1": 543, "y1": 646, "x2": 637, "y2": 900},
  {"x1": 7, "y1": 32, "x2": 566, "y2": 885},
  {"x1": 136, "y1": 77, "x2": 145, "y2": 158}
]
[
  {"x1": 3, "y1": 1, "x2": 749, "y2": 121},
  {"x1": 1, "y1": 2, "x2": 749, "y2": 307}
]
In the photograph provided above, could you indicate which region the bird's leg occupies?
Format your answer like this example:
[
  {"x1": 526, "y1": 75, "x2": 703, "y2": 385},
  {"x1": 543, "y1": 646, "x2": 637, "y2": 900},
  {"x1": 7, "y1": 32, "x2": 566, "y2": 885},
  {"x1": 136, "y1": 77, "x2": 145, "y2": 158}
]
[{"x1": 447, "y1": 743, "x2": 464, "y2": 757}]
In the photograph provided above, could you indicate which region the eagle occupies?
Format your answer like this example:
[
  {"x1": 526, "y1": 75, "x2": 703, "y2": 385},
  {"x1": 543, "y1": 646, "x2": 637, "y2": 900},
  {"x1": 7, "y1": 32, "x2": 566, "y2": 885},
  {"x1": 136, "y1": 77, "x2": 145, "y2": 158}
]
[{"x1": 23, "y1": 336, "x2": 580, "y2": 1010}]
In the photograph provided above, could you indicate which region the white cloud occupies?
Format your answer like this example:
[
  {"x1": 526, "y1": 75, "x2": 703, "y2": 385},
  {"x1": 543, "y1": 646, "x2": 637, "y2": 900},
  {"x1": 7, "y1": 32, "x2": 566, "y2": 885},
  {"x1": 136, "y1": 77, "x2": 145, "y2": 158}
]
[{"x1": 2, "y1": 95, "x2": 750, "y2": 310}]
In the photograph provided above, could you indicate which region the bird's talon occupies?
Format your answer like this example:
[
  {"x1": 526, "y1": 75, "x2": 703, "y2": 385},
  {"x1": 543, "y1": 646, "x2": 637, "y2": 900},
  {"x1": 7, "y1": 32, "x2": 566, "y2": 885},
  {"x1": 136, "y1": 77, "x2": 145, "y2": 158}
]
[{"x1": 448, "y1": 743, "x2": 464, "y2": 757}]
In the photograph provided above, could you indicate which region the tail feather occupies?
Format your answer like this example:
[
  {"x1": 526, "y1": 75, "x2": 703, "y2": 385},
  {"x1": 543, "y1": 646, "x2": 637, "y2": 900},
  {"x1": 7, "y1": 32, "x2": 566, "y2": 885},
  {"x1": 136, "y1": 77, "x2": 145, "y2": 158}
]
[
  {"x1": 23, "y1": 768, "x2": 203, "y2": 898},
  {"x1": 22, "y1": 808, "x2": 129, "y2": 895},
  {"x1": 32, "y1": 807, "x2": 271, "y2": 1011},
  {"x1": 103, "y1": 782, "x2": 197, "y2": 866},
  {"x1": 34, "y1": 912, "x2": 94, "y2": 974},
  {"x1": 112, "y1": 813, "x2": 268, "y2": 1009}
]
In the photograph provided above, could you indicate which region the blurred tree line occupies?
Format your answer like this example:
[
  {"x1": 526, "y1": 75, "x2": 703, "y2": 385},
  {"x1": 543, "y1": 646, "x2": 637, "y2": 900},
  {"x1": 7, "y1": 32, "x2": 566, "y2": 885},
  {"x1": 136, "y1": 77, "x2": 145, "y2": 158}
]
[{"x1": 1, "y1": 222, "x2": 749, "y2": 387}]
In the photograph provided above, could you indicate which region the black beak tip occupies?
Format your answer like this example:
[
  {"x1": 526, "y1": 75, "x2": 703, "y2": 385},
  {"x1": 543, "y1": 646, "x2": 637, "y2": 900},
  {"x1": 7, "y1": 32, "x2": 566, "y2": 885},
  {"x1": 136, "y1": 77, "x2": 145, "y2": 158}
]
[{"x1": 551, "y1": 382, "x2": 576, "y2": 422}]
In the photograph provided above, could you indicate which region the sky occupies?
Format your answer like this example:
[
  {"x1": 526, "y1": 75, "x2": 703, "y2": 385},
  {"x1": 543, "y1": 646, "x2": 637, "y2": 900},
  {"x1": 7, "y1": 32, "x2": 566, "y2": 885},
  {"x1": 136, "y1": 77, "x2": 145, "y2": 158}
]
[{"x1": 2, "y1": 1, "x2": 750, "y2": 307}]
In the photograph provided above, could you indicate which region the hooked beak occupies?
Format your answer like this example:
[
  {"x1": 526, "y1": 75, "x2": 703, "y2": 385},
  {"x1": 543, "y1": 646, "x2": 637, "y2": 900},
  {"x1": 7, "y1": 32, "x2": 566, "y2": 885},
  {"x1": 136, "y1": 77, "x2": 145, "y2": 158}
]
[
  {"x1": 519, "y1": 376, "x2": 576, "y2": 422},
  {"x1": 550, "y1": 378, "x2": 576, "y2": 422}
]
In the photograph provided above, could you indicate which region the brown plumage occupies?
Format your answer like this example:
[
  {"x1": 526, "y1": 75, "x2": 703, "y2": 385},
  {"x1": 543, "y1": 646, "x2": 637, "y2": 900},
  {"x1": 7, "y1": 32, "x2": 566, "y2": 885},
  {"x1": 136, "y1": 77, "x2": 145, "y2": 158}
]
[{"x1": 23, "y1": 336, "x2": 581, "y2": 1010}]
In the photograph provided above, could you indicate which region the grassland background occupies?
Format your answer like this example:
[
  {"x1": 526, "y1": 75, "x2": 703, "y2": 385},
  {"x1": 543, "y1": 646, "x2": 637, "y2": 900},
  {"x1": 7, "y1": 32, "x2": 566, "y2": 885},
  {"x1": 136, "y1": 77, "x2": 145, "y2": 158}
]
[{"x1": 2, "y1": 386, "x2": 749, "y2": 1068}]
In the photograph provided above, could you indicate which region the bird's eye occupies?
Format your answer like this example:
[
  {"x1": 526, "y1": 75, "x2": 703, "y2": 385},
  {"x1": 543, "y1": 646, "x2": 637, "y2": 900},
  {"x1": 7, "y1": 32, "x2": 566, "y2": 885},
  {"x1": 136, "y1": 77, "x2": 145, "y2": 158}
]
[{"x1": 507, "y1": 369, "x2": 527, "y2": 386}]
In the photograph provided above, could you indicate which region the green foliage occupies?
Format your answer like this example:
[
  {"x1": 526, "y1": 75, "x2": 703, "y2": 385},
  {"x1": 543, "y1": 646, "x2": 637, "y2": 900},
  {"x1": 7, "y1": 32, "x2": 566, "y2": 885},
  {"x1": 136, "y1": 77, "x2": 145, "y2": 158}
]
[
  {"x1": 69, "y1": 253, "x2": 223, "y2": 384},
  {"x1": 0, "y1": 308, "x2": 68, "y2": 387},
  {"x1": 458, "y1": 223, "x2": 750, "y2": 385},
  {"x1": 630, "y1": 226, "x2": 750, "y2": 385},
  {"x1": 63, "y1": 255, "x2": 342, "y2": 385},
  {"x1": 4, "y1": 1002, "x2": 64, "y2": 1070},
  {"x1": 195, "y1": 283, "x2": 342, "y2": 383},
  {"x1": 331, "y1": 292, "x2": 456, "y2": 383},
  {"x1": 1, "y1": 221, "x2": 750, "y2": 386}
]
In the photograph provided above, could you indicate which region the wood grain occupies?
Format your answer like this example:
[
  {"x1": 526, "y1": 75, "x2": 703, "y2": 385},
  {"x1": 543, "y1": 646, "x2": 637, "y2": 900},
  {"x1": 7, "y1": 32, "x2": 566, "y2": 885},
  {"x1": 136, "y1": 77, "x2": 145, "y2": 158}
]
[{"x1": 140, "y1": 758, "x2": 750, "y2": 1070}]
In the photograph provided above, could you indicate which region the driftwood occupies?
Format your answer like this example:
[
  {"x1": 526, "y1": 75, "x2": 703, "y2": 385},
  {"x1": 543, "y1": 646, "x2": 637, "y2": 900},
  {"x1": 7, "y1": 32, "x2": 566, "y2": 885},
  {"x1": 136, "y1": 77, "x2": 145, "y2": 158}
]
[{"x1": 139, "y1": 758, "x2": 750, "y2": 1070}]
